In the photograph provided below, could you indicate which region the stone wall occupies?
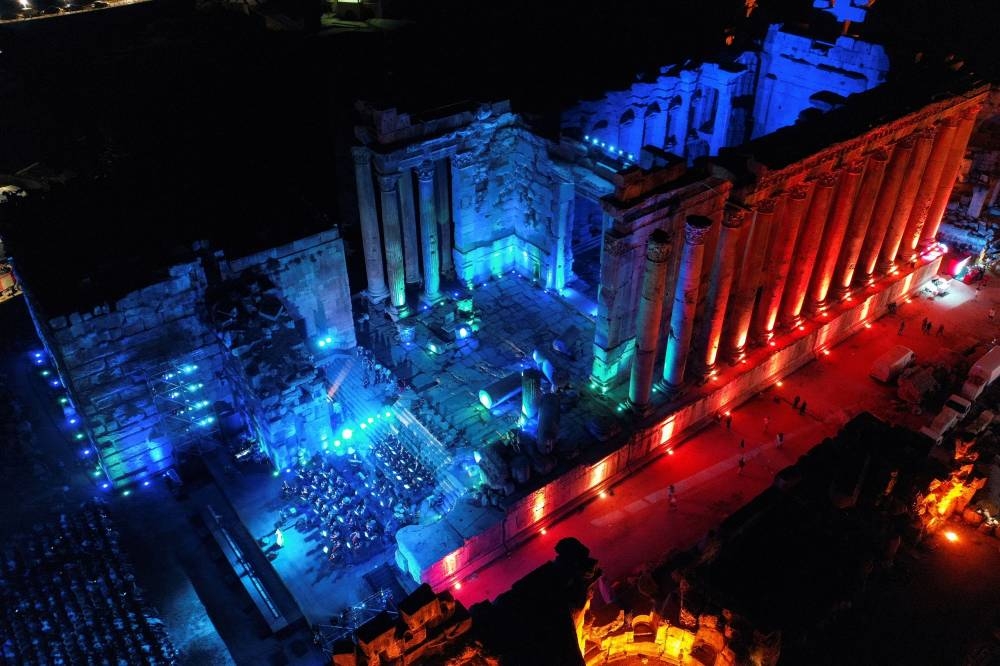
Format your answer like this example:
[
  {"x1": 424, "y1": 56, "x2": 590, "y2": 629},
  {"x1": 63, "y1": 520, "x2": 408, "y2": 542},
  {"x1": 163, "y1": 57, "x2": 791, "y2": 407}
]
[
  {"x1": 25, "y1": 261, "x2": 228, "y2": 486},
  {"x1": 224, "y1": 228, "x2": 355, "y2": 351}
]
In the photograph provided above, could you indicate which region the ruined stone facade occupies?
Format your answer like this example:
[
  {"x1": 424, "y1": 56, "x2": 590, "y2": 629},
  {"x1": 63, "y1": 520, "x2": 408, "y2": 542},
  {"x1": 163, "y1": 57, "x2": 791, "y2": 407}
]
[{"x1": 25, "y1": 229, "x2": 354, "y2": 485}]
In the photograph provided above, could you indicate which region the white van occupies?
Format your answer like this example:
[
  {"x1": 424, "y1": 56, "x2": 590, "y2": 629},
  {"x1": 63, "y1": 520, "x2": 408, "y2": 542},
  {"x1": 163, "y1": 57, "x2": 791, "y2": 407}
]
[
  {"x1": 961, "y1": 346, "x2": 1000, "y2": 400},
  {"x1": 870, "y1": 345, "x2": 916, "y2": 384}
]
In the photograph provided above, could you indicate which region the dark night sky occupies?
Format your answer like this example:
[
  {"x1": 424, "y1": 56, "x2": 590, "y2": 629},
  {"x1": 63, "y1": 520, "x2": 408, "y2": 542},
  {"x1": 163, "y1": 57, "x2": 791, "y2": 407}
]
[{"x1": 0, "y1": 0, "x2": 996, "y2": 312}]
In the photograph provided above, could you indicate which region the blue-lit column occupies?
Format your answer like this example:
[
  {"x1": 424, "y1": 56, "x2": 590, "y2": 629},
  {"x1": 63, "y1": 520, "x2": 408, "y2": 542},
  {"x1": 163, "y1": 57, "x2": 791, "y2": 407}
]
[
  {"x1": 833, "y1": 149, "x2": 888, "y2": 298},
  {"x1": 662, "y1": 216, "x2": 712, "y2": 390},
  {"x1": 435, "y1": 159, "x2": 454, "y2": 275},
  {"x1": 674, "y1": 71, "x2": 696, "y2": 157},
  {"x1": 902, "y1": 120, "x2": 957, "y2": 260},
  {"x1": 628, "y1": 229, "x2": 671, "y2": 409},
  {"x1": 780, "y1": 172, "x2": 836, "y2": 327},
  {"x1": 417, "y1": 162, "x2": 441, "y2": 304},
  {"x1": 879, "y1": 129, "x2": 934, "y2": 273},
  {"x1": 859, "y1": 137, "x2": 913, "y2": 282},
  {"x1": 727, "y1": 197, "x2": 777, "y2": 358},
  {"x1": 378, "y1": 173, "x2": 407, "y2": 313},
  {"x1": 398, "y1": 169, "x2": 421, "y2": 285},
  {"x1": 352, "y1": 147, "x2": 389, "y2": 304},
  {"x1": 548, "y1": 181, "x2": 574, "y2": 291},
  {"x1": 808, "y1": 161, "x2": 863, "y2": 311}
]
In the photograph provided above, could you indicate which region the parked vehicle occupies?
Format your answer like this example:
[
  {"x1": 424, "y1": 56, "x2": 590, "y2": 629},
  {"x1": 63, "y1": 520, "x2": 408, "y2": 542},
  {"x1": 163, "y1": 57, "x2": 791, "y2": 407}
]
[
  {"x1": 870, "y1": 345, "x2": 915, "y2": 384},
  {"x1": 961, "y1": 346, "x2": 1000, "y2": 400}
]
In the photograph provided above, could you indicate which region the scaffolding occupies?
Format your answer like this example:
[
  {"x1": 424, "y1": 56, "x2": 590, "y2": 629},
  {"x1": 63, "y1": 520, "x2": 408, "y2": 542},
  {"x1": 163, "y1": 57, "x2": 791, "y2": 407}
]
[
  {"x1": 313, "y1": 588, "x2": 396, "y2": 656},
  {"x1": 146, "y1": 350, "x2": 221, "y2": 456}
]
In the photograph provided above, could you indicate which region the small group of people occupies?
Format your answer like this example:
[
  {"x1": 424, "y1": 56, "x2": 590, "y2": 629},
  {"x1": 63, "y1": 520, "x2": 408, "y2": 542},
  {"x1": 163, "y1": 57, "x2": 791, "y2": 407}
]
[{"x1": 920, "y1": 317, "x2": 944, "y2": 336}]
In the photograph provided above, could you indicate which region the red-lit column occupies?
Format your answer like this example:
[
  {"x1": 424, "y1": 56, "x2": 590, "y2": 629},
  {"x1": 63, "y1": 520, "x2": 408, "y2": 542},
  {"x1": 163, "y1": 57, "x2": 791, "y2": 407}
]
[
  {"x1": 878, "y1": 129, "x2": 934, "y2": 273},
  {"x1": 758, "y1": 187, "x2": 811, "y2": 338},
  {"x1": 780, "y1": 173, "x2": 836, "y2": 327},
  {"x1": 922, "y1": 107, "x2": 980, "y2": 245},
  {"x1": 834, "y1": 149, "x2": 888, "y2": 298},
  {"x1": 701, "y1": 209, "x2": 746, "y2": 371},
  {"x1": 901, "y1": 120, "x2": 957, "y2": 260},
  {"x1": 858, "y1": 137, "x2": 914, "y2": 283},
  {"x1": 662, "y1": 216, "x2": 712, "y2": 390},
  {"x1": 808, "y1": 162, "x2": 863, "y2": 311},
  {"x1": 352, "y1": 147, "x2": 389, "y2": 304},
  {"x1": 628, "y1": 229, "x2": 671, "y2": 409},
  {"x1": 378, "y1": 173, "x2": 408, "y2": 313},
  {"x1": 727, "y1": 197, "x2": 778, "y2": 358}
]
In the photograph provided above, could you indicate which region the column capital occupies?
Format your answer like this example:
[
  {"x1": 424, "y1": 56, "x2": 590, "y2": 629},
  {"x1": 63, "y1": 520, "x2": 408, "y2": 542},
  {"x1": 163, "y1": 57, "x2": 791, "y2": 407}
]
[
  {"x1": 351, "y1": 146, "x2": 371, "y2": 166},
  {"x1": 646, "y1": 229, "x2": 671, "y2": 263},
  {"x1": 723, "y1": 209, "x2": 747, "y2": 229},
  {"x1": 897, "y1": 134, "x2": 918, "y2": 150},
  {"x1": 869, "y1": 148, "x2": 890, "y2": 163},
  {"x1": 452, "y1": 152, "x2": 476, "y2": 169},
  {"x1": 377, "y1": 172, "x2": 401, "y2": 192},
  {"x1": 416, "y1": 161, "x2": 435, "y2": 182},
  {"x1": 846, "y1": 159, "x2": 865, "y2": 175},
  {"x1": 920, "y1": 125, "x2": 938, "y2": 141},
  {"x1": 789, "y1": 185, "x2": 810, "y2": 200},
  {"x1": 683, "y1": 217, "x2": 712, "y2": 245},
  {"x1": 817, "y1": 172, "x2": 838, "y2": 188},
  {"x1": 757, "y1": 197, "x2": 779, "y2": 214},
  {"x1": 937, "y1": 115, "x2": 959, "y2": 129},
  {"x1": 605, "y1": 233, "x2": 631, "y2": 257}
]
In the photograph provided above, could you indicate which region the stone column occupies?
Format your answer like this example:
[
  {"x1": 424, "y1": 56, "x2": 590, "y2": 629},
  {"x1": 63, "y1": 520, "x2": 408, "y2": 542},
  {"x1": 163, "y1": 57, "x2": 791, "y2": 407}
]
[
  {"x1": 521, "y1": 369, "x2": 543, "y2": 419},
  {"x1": 833, "y1": 149, "x2": 888, "y2": 297},
  {"x1": 352, "y1": 147, "x2": 389, "y2": 304},
  {"x1": 922, "y1": 108, "x2": 980, "y2": 245},
  {"x1": 435, "y1": 159, "x2": 454, "y2": 274},
  {"x1": 878, "y1": 129, "x2": 934, "y2": 272},
  {"x1": 727, "y1": 198, "x2": 777, "y2": 358},
  {"x1": 780, "y1": 173, "x2": 836, "y2": 327},
  {"x1": 662, "y1": 217, "x2": 712, "y2": 390},
  {"x1": 902, "y1": 120, "x2": 957, "y2": 259},
  {"x1": 628, "y1": 229, "x2": 672, "y2": 409},
  {"x1": 548, "y1": 182, "x2": 574, "y2": 292},
  {"x1": 378, "y1": 173, "x2": 407, "y2": 313},
  {"x1": 858, "y1": 138, "x2": 913, "y2": 282},
  {"x1": 397, "y1": 169, "x2": 421, "y2": 285},
  {"x1": 416, "y1": 162, "x2": 441, "y2": 304},
  {"x1": 808, "y1": 162, "x2": 863, "y2": 310},
  {"x1": 701, "y1": 209, "x2": 746, "y2": 370},
  {"x1": 759, "y1": 187, "x2": 810, "y2": 337}
]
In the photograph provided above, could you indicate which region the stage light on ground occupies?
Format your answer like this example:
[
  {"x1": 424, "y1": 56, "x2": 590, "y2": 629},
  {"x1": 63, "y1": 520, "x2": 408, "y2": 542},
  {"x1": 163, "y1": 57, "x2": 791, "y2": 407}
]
[
  {"x1": 599, "y1": 490, "x2": 608, "y2": 499},
  {"x1": 540, "y1": 528, "x2": 547, "y2": 535},
  {"x1": 384, "y1": 411, "x2": 391, "y2": 417},
  {"x1": 865, "y1": 323, "x2": 872, "y2": 328},
  {"x1": 122, "y1": 490, "x2": 131, "y2": 497},
  {"x1": 41, "y1": 370, "x2": 50, "y2": 376},
  {"x1": 453, "y1": 581, "x2": 462, "y2": 590},
  {"x1": 101, "y1": 483, "x2": 110, "y2": 489},
  {"x1": 347, "y1": 447, "x2": 355, "y2": 455},
  {"x1": 284, "y1": 468, "x2": 291, "y2": 474},
  {"x1": 272, "y1": 470, "x2": 280, "y2": 477},
  {"x1": 59, "y1": 397, "x2": 68, "y2": 405},
  {"x1": 333, "y1": 440, "x2": 342, "y2": 448},
  {"x1": 82, "y1": 449, "x2": 91, "y2": 456},
  {"x1": 74, "y1": 433, "x2": 84, "y2": 440},
  {"x1": 341, "y1": 428, "x2": 353, "y2": 440},
  {"x1": 142, "y1": 480, "x2": 150, "y2": 487},
  {"x1": 92, "y1": 470, "x2": 101, "y2": 477},
  {"x1": 667, "y1": 449, "x2": 674, "y2": 455},
  {"x1": 367, "y1": 417, "x2": 374, "y2": 424},
  {"x1": 944, "y1": 530, "x2": 958, "y2": 542},
  {"x1": 360, "y1": 423, "x2": 367, "y2": 430},
  {"x1": 822, "y1": 349, "x2": 831, "y2": 356},
  {"x1": 776, "y1": 381, "x2": 783, "y2": 387}
]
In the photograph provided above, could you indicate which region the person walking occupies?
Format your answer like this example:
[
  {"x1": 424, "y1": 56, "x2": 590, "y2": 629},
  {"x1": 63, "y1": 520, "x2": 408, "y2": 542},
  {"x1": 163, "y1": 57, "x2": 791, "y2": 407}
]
[
  {"x1": 793, "y1": 395, "x2": 801, "y2": 409},
  {"x1": 937, "y1": 323, "x2": 944, "y2": 337},
  {"x1": 668, "y1": 484, "x2": 677, "y2": 510},
  {"x1": 990, "y1": 308, "x2": 996, "y2": 322},
  {"x1": 799, "y1": 400, "x2": 807, "y2": 415},
  {"x1": 763, "y1": 416, "x2": 770, "y2": 433},
  {"x1": 725, "y1": 414, "x2": 732, "y2": 430},
  {"x1": 922, "y1": 317, "x2": 928, "y2": 332},
  {"x1": 737, "y1": 456, "x2": 746, "y2": 476},
  {"x1": 776, "y1": 432, "x2": 784, "y2": 448},
  {"x1": 898, "y1": 320, "x2": 905, "y2": 335},
  {"x1": 739, "y1": 438, "x2": 745, "y2": 450}
]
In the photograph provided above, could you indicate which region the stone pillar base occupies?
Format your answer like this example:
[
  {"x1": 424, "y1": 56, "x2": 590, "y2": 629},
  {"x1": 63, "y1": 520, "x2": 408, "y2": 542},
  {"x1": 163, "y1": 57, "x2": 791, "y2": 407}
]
[{"x1": 367, "y1": 285, "x2": 390, "y2": 304}]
